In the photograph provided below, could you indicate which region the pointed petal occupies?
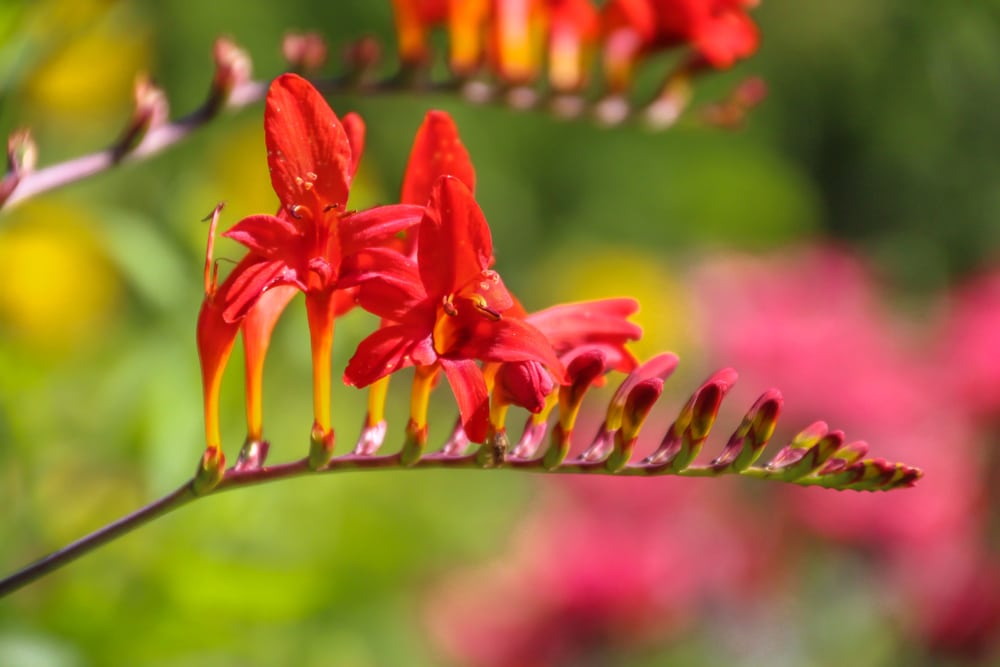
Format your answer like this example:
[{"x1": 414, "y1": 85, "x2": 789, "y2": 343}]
[
  {"x1": 265, "y1": 73, "x2": 351, "y2": 208},
  {"x1": 342, "y1": 111, "x2": 366, "y2": 183},
  {"x1": 419, "y1": 176, "x2": 493, "y2": 298},
  {"x1": 223, "y1": 213, "x2": 303, "y2": 258},
  {"x1": 344, "y1": 323, "x2": 423, "y2": 388},
  {"x1": 339, "y1": 204, "x2": 425, "y2": 254},
  {"x1": 439, "y1": 357, "x2": 490, "y2": 443},
  {"x1": 401, "y1": 110, "x2": 476, "y2": 206}
]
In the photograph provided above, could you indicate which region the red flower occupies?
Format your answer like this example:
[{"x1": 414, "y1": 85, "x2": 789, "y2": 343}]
[
  {"x1": 344, "y1": 176, "x2": 562, "y2": 442},
  {"x1": 196, "y1": 73, "x2": 422, "y2": 450},
  {"x1": 602, "y1": 0, "x2": 759, "y2": 90},
  {"x1": 391, "y1": 0, "x2": 490, "y2": 73},
  {"x1": 353, "y1": 108, "x2": 478, "y2": 445}
]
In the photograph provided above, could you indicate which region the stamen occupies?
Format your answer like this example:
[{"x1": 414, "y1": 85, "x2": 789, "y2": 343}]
[{"x1": 202, "y1": 202, "x2": 225, "y2": 295}]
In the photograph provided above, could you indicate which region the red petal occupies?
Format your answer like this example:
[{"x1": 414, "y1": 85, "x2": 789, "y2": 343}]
[
  {"x1": 526, "y1": 298, "x2": 641, "y2": 370},
  {"x1": 439, "y1": 357, "x2": 489, "y2": 443},
  {"x1": 342, "y1": 111, "x2": 366, "y2": 183},
  {"x1": 401, "y1": 110, "x2": 476, "y2": 206},
  {"x1": 452, "y1": 316, "x2": 566, "y2": 383},
  {"x1": 602, "y1": 0, "x2": 659, "y2": 42},
  {"x1": 339, "y1": 204, "x2": 424, "y2": 254},
  {"x1": 341, "y1": 248, "x2": 428, "y2": 321},
  {"x1": 693, "y1": 11, "x2": 758, "y2": 67},
  {"x1": 419, "y1": 176, "x2": 493, "y2": 298},
  {"x1": 343, "y1": 323, "x2": 424, "y2": 388},
  {"x1": 219, "y1": 256, "x2": 300, "y2": 323},
  {"x1": 265, "y1": 73, "x2": 352, "y2": 209},
  {"x1": 223, "y1": 214, "x2": 303, "y2": 258}
]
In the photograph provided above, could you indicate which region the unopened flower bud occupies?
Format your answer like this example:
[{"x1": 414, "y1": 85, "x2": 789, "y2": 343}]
[
  {"x1": 7, "y1": 129, "x2": 36, "y2": 176},
  {"x1": 114, "y1": 74, "x2": 169, "y2": 160},
  {"x1": 495, "y1": 360, "x2": 555, "y2": 415},
  {"x1": 711, "y1": 389, "x2": 782, "y2": 472},
  {"x1": 209, "y1": 37, "x2": 252, "y2": 112},
  {"x1": 283, "y1": 31, "x2": 328, "y2": 73},
  {"x1": 607, "y1": 378, "x2": 663, "y2": 472},
  {"x1": 1, "y1": 129, "x2": 36, "y2": 206}
]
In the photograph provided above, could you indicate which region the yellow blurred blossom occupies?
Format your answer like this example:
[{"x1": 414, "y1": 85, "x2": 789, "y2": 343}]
[
  {"x1": 0, "y1": 200, "x2": 121, "y2": 350},
  {"x1": 22, "y1": 0, "x2": 151, "y2": 119}
]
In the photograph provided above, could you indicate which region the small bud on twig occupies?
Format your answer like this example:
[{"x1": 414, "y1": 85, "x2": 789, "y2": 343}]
[
  {"x1": 0, "y1": 129, "x2": 36, "y2": 206},
  {"x1": 207, "y1": 37, "x2": 252, "y2": 114},
  {"x1": 283, "y1": 31, "x2": 328, "y2": 74},
  {"x1": 113, "y1": 74, "x2": 169, "y2": 161}
]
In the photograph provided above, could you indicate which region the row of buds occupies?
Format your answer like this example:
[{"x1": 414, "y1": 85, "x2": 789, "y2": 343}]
[
  {"x1": 2, "y1": 6, "x2": 762, "y2": 214},
  {"x1": 194, "y1": 73, "x2": 920, "y2": 494},
  {"x1": 1, "y1": 38, "x2": 255, "y2": 211},
  {"x1": 389, "y1": 0, "x2": 765, "y2": 127}
]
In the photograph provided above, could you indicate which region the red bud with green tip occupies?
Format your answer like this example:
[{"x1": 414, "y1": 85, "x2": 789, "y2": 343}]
[
  {"x1": 817, "y1": 440, "x2": 868, "y2": 474},
  {"x1": 606, "y1": 378, "x2": 662, "y2": 472},
  {"x1": 606, "y1": 353, "x2": 678, "y2": 431},
  {"x1": 711, "y1": 389, "x2": 782, "y2": 472},
  {"x1": 644, "y1": 369, "x2": 734, "y2": 470},
  {"x1": 769, "y1": 430, "x2": 844, "y2": 482},
  {"x1": 766, "y1": 421, "x2": 828, "y2": 470},
  {"x1": 557, "y1": 349, "x2": 608, "y2": 431}
]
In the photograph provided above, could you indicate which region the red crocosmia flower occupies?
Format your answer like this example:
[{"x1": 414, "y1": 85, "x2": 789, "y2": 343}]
[
  {"x1": 353, "y1": 108, "x2": 478, "y2": 440},
  {"x1": 602, "y1": 0, "x2": 758, "y2": 90},
  {"x1": 545, "y1": 0, "x2": 600, "y2": 91},
  {"x1": 196, "y1": 73, "x2": 422, "y2": 448},
  {"x1": 344, "y1": 176, "x2": 563, "y2": 442},
  {"x1": 391, "y1": 0, "x2": 490, "y2": 73}
]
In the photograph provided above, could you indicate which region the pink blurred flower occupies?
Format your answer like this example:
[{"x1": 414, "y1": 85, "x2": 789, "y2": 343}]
[
  {"x1": 692, "y1": 246, "x2": 980, "y2": 545},
  {"x1": 938, "y1": 269, "x2": 1000, "y2": 421},
  {"x1": 691, "y1": 245, "x2": 1000, "y2": 658},
  {"x1": 427, "y1": 476, "x2": 776, "y2": 666}
]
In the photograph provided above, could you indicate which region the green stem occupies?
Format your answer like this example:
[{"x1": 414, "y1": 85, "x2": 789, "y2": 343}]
[
  {"x1": 0, "y1": 482, "x2": 197, "y2": 597},
  {"x1": 0, "y1": 452, "x2": 476, "y2": 598}
]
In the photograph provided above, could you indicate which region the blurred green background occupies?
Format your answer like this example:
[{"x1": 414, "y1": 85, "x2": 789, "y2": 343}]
[{"x1": 1, "y1": 0, "x2": 999, "y2": 665}]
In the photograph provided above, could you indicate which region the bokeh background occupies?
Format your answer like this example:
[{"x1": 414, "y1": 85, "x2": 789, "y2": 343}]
[{"x1": 2, "y1": 0, "x2": 1000, "y2": 665}]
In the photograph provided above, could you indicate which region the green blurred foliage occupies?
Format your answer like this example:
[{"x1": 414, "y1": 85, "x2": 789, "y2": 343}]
[{"x1": 1, "y1": 0, "x2": 998, "y2": 665}]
